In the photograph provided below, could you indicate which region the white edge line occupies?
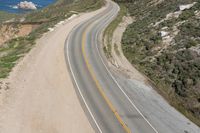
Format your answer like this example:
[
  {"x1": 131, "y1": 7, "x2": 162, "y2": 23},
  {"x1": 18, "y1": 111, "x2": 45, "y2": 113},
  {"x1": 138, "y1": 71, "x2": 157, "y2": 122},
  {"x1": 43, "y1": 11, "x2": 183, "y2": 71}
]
[
  {"x1": 66, "y1": 25, "x2": 103, "y2": 133},
  {"x1": 95, "y1": 1, "x2": 159, "y2": 133},
  {"x1": 64, "y1": 2, "x2": 113, "y2": 132}
]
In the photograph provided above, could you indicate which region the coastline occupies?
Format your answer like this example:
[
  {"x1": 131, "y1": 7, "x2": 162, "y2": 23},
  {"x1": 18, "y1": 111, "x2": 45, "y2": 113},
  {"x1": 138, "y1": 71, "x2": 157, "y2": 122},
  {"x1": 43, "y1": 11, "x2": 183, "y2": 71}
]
[
  {"x1": 0, "y1": 0, "x2": 56, "y2": 14},
  {"x1": 0, "y1": 0, "x2": 58, "y2": 23}
]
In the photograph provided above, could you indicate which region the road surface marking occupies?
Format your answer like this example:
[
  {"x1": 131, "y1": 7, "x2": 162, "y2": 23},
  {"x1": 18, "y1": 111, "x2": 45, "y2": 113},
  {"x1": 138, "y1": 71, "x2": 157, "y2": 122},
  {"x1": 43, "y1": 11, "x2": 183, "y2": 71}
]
[
  {"x1": 94, "y1": 2, "x2": 159, "y2": 133},
  {"x1": 82, "y1": 29, "x2": 131, "y2": 133},
  {"x1": 66, "y1": 28, "x2": 103, "y2": 133}
]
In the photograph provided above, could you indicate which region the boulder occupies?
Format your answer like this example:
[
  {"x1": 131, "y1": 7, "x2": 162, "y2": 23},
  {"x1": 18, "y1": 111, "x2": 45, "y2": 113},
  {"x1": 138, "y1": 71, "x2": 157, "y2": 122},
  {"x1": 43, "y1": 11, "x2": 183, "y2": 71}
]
[
  {"x1": 17, "y1": 1, "x2": 37, "y2": 10},
  {"x1": 179, "y1": 2, "x2": 196, "y2": 11}
]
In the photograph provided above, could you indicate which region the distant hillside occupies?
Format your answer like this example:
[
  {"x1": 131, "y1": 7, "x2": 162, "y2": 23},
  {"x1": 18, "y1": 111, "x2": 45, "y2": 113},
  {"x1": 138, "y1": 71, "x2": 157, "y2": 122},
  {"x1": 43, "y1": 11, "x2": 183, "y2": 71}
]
[
  {"x1": 0, "y1": 11, "x2": 17, "y2": 23},
  {"x1": 118, "y1": 0, "x2": 200, "y2": 126}
]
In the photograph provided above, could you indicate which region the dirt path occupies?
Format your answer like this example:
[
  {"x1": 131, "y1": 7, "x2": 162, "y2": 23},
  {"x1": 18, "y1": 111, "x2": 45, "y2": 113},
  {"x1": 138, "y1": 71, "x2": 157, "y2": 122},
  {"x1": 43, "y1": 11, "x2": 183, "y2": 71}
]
[{"x1": 0, "y1": 5, "x2": 108, "y2": 133}]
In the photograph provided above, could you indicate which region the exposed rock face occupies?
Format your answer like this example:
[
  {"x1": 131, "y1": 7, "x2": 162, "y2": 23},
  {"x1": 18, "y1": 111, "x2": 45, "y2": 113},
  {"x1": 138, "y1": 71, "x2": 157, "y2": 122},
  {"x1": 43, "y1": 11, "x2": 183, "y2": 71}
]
[
  {"x1": 179, "y1": 2, "x2": 197, "y2": 11},
  {"x1": 17, "y1": 1, "x2": 37, "y2": 10},
  {"x1": 160, "y1": 31, "x2": 169, "y2": 37}
]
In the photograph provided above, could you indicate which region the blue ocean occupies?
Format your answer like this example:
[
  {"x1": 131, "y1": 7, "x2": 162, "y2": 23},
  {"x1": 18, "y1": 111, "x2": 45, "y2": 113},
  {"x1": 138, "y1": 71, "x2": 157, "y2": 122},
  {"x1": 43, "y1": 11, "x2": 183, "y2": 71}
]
[{"x1": 0, "y1": 0, "x2": 55, "y2": 13}]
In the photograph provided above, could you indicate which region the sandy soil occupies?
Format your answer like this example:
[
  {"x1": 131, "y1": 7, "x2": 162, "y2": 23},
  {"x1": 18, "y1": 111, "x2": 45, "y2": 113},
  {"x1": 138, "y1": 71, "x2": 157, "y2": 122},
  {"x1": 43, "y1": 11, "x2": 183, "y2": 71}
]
[
  {"x1": 0, "y1": 24, "x2": 35, "y2": 46},
  {"x1": 17, "y1": 24, "x2": 37, "y2": 37},
  {"x1": 0, "y1": 5, "x2": 108, "y2": 133}
]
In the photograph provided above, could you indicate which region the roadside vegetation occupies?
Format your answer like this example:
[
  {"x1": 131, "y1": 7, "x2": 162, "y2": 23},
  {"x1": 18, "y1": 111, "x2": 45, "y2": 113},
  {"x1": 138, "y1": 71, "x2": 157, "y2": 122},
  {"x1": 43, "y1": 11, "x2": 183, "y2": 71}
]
[
  {"x1": 0, "y1": 0, "x2": 104, "y2": 78},
  {"x1": 103, "y1": 4, "x2": 127, "y2": 58},
  {"x1": 113, "y1": 0, "x2": 200, "y2": 126},
  {"x1": 0, "y1": 11, "x2": 17, "y2": 23}
]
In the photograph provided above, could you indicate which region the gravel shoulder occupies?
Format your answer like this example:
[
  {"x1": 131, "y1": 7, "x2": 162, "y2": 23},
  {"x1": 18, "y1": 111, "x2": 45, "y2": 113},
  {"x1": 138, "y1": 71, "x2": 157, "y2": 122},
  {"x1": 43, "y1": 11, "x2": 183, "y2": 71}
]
[
  {"x1": 0, "y1": 5, "x2": 107, "y2": 133},
  {"x1": 110, "y1": 16, "x2": 147, "y2": 82}
]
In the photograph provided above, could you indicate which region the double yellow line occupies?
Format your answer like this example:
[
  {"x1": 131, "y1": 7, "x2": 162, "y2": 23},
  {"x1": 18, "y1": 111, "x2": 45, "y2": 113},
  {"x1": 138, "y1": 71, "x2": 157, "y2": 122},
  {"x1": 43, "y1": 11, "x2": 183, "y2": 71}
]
[{"x1": 81, "y1": 29, "x2": 131, "y2": 133}]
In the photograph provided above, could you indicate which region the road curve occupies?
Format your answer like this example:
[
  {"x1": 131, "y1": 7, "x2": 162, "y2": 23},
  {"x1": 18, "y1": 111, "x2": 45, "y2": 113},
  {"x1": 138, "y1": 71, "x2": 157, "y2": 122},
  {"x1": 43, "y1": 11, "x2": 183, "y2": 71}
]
[{"x1": 65, "y1": 1, "x2": 158, "y2": 133}]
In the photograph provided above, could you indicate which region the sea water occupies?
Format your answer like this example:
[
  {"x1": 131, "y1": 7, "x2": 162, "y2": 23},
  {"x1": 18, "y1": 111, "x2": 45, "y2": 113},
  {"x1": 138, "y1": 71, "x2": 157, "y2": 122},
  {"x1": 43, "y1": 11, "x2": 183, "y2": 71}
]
[{"x1": 0, "y1": 0, "x2": 55, "y2": 13}]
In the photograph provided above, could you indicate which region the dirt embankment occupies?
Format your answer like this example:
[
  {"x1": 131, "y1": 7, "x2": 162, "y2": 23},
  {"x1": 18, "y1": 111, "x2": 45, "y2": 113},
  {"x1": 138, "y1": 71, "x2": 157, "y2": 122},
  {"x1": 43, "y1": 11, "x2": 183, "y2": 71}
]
[
  {"x1": 109, "y1": 16, "x2": 148, "y2": 83},
  {"x1": 0, "y1": 24, "x2": 38, "y2": 46}
]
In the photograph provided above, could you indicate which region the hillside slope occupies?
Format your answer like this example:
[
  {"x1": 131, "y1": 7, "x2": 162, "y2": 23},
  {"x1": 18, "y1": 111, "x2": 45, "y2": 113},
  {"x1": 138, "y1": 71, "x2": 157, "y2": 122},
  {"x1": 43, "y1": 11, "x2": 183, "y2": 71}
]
[{"x1": 119, "y1": 0, "x2": 200, "y2": 126}]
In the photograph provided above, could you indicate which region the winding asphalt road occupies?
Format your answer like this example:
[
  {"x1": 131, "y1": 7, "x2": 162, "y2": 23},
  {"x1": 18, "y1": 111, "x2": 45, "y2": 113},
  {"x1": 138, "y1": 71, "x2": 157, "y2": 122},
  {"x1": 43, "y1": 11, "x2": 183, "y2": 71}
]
[{"x1": 65, "y1": 1, "x2": 159, "y2": 133}]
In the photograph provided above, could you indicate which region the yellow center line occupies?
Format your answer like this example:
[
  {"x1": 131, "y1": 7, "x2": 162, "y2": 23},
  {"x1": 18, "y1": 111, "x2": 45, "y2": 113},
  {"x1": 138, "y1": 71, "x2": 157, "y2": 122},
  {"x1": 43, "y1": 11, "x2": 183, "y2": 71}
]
[{"x1": 81, "y1": 28, "x2": 131, "y2": 133}]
